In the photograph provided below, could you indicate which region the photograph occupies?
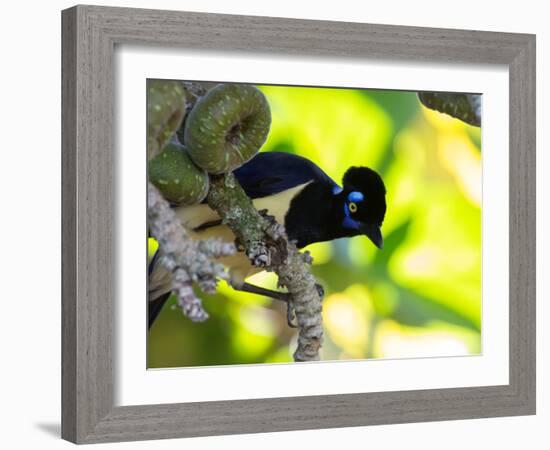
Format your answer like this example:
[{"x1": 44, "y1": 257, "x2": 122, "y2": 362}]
[{"x1": 146, "y1": 80, "x2": 482, "y2": 368}]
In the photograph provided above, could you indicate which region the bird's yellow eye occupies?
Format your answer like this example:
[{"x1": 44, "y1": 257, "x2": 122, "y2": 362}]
[{"x1": 349, "y1": 202, "x2": 358, "y2": 213}]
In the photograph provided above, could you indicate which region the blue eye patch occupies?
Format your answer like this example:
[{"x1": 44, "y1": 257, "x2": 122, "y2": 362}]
[
  {"x1": 342, "y1": 191, "x2": 365, "y2": 230},
  {"x1": 347, "y1": 191, "x2": 364, "y2": 203}
]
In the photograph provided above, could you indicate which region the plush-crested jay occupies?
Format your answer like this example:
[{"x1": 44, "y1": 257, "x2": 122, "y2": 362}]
[{"x1": 148, "y1": 151, "x2": 386, "y2": 328}]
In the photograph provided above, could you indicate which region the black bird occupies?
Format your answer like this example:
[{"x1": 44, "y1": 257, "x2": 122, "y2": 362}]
[{"x1": 148, "y1": 151, "x2": 387, "y2": 328}]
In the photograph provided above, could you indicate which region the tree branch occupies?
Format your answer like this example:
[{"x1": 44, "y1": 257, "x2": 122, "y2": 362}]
[
  {"x1": 148, "y1": 182, "x2": 236, "y2": 322},
  {"x1": 148, "y1": 81, "x2": 324, "y2": 362},
  {"x1": 208, "y1": 173, "x2": 324, "y2": 361}
]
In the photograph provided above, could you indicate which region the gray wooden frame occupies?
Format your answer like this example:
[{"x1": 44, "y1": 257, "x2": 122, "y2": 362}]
[{"x1": 61, "y1": 4, "x2": 536, "y2": 444}]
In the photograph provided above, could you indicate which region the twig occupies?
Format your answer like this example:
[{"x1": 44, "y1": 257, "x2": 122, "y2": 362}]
[{"x1": 147, "y1": 182, "x2": 236, "y2": 322}]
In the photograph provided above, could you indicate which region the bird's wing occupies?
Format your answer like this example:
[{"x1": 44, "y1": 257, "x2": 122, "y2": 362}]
[
  {"x1": 233, "y1": 151, "x2": 340, "y2": 199},
  {"x1": 148, "y1": 152, "x2": 339, "y2": 328},
  {"x1": 148, "y1": 291, "x2": 171, "y2": 329}
]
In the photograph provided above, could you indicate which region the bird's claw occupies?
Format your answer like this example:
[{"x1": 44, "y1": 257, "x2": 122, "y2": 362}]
[
  {"x1": 286, "y1": 300, "x2": 298, "y2": 328},
  {"x1": 282, "y1": 286, "x2": 322, "y2": 328}
]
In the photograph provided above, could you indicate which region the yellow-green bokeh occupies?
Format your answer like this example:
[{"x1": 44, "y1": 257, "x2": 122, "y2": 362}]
[{"x1": 148, "y1": 85, "x2": 482, "y2": 367}]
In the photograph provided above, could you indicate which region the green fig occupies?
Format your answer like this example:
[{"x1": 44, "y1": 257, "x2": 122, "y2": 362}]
[
  {"x1": 149, "y1": 143, "x2": 209, "y2": 205},
  {"x1": 418, "y1": 92, "x2": 481, "y2": 127},
  {"x1": 147, "y1": 80, "x2": 187, "y2": 159},
  {"x1": 184, "y1": 84, "x2": 271, "y2": 174}
]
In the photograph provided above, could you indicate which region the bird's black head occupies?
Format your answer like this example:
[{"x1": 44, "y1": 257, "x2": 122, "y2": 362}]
[{"x1": 339, "y1": 166, "x2": 387, "y2": 249}]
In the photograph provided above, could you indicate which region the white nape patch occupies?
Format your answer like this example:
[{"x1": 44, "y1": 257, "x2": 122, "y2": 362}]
[
  {"x1": 252, "y1": 182, "x2": 311, "y2": 225},
  {"x1": 175, "y1": 182, "x2": 311, "y2": 233}
]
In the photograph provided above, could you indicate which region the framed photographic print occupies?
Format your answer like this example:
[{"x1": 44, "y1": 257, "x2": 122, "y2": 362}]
[{"x1": 61, "y1": 5, "x2": 536, "y2": 444}]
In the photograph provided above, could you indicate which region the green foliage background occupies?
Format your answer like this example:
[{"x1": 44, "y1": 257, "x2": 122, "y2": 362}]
[{"x1": 148, "y1": 85, "x2": 482, "y2": 367}]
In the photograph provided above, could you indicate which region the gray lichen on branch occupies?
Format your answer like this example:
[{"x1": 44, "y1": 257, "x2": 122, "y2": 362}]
[
  {"x1": 208, "y1": 173, "x2": 324, "y2": 361},
  {"x1": 148, "y1": 182, "x2": 236, "y2": 322}
]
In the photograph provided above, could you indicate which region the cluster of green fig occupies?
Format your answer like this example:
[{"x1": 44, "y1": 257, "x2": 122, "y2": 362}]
[{"x1": 147, "y1": 80, "x2": 271, "y2": 204}]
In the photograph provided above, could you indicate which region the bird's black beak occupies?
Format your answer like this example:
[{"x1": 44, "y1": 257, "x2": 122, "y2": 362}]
[{"x1": 361, "y1": 223, "x2": 383, "y2": 249}]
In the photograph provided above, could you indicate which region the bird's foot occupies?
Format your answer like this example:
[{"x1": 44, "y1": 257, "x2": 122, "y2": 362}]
[
  {"x1": 286, "y1": 299, "x2": 298, "y2": 328},
  {"x1": 234, "y1": 282, "x2": 298, "y2": 328},
  {"x1": 255, "y1": 209, "x2": 288, "y2": 266},
  {"x1": 285, "y1": 285, "x2": 323, "y2": 328}
]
